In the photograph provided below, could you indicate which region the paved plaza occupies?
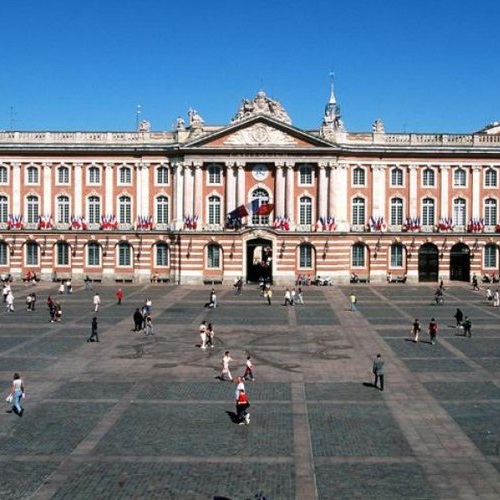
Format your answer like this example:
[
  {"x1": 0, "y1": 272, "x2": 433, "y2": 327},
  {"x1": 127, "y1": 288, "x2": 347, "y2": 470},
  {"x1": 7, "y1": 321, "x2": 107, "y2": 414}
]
[{"x1": 0, "y1": 280, "x2": 499, "y2": 499}]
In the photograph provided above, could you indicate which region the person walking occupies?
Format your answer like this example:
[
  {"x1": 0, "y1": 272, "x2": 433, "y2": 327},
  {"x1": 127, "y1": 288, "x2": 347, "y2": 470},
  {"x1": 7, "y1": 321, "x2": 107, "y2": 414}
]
[
  {"x1": 462, "y1": 316, "x2": 472, "y2": 338},
  {"x1": 5, "y1": 290, "x2": 14, "y2": 312},
  {"x1": 84, "y1": 275, "x2": 93, "y2": 291},
  {"x1": 243, "y1": 355, "x2": 255, "y2": 381},
  {"x1": 349, "y1": 291, "x2": 357, "y2": 312},
  {"x1": 472, "y1": 273, "x2": 479, "y2": 291},
  {"x1": 486, "y1": 287, "x2": 493, "y2": 302},
  {"x1": 206, "y1": 323, "x2": 215, "y2": 349},
  {"x1": 8, "y1": 372, "x2": 25, "y2": 417},
  {"x1": 411, "y1": 318, "x2": 421, "y2": 343},
  {"x1": 116, "y1": 288, "x2": 124, "y2": 305},
  {"x1": 144, "y1": 316, "x2": 154, "y2": 336},
  {"x1": 133, "y1": 308, "x2": 143, "y2": 332},
  {"x1": 235, "y1": 376, "x2": 245, "y2": 413},
  {"x1": 93, "y1": 292, "x2": 101, "y2": 312},
  {"x1": 210, "y1": 289, "x2": 217, "y2": 308},
  {"x1": 296, "y1": 286, "x2": 304, "y2": 305},
  {"x1": 428, "y1": 318, "x2": 438, "y2": 345},
  {"x1": 494, "y1": 290, "x2": 500, "y2": 307},
  {"x1": 29, "y1": 292, "x2": 36, "y2": 311},
  {"x1": 454, "y1": 308, "x2": 464, "y2": 327},
  {"x1": 372, "y1": 354, "x2": 385, "y2": 391},
  {"x1": 236, "y1": 388, "x2": 250, "y2": 425},
  {"x1": 87, "y1": 317, "x2": 99, "y2": 342},
  {"x1": 221, "y1": 351, "x2": 233, "y2": 381},
  {"x1": 283, "y1": 288, "x2": 292, "y2": 306},
  {"x1": 265, "y1": 286, "x2": 273, "y2": 306},
  {"x1": 199, "y1": 320, "x2": 207, "y2": 349}
]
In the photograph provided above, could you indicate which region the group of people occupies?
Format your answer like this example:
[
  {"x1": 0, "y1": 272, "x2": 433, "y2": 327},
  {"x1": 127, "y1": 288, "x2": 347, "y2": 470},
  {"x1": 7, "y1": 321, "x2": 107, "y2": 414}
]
[
  {"x1": 198, "y1": 320, "x2": 215, "y2": 349},
  {"x1": 283, "y1": 287, "x2": 304, "y2": 306},
  {"x1": 132, "y1": 298, "x2": 154, "y2": 336},
  {"x1": 58, "y1": 279, "x2": 73, "y2": 295},
  {"x1": 485, "y1": 287, "x2": 500, "y2": 306},
  {"x1": 25, "y1": 292, "x2": 37, "y2": 311},
  {"x1": 3, "y1": 282, "x2": 14, "y2": 312},
  {"x1": 410, "y1": 318, "x2": 439, "y2": 344}
]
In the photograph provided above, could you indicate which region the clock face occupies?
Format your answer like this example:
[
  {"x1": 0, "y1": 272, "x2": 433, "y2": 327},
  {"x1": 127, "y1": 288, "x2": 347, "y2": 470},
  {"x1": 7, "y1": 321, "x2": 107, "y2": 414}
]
[{"x1": 252, "y1": 164, "x2": 268, "y2": 181}]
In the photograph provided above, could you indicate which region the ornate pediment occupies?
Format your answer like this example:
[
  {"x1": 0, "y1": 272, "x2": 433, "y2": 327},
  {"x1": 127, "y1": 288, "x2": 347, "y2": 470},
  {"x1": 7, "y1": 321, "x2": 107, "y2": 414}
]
[
  {"x1": 232, "y1": 91, "x2": 291, "y2": 124},
  {"x1": 222, "y1": 123, "x2": 297, "y2": 146}
]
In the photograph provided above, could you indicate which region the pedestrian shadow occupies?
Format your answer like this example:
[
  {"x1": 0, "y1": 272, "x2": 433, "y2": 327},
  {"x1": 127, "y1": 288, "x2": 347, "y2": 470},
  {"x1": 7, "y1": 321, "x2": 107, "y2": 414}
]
[
  {"x1": 362, "y1": 382, "x2": 377, "y2": 389},
  {"x1": 225, "y1": 410, "x2": 240, "y2": 424}
]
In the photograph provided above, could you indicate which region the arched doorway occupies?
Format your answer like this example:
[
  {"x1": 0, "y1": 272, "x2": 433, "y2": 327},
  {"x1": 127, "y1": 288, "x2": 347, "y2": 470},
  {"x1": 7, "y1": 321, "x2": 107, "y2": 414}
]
[
  {"x1": 246, "y1": 238, "x2": 273, "y2": 284},
  {"x1": 418, "y1": 243, "x2": 439, "y2": 282},
  {"x1": 449, "y1": 243, "x2": 471, "y2": 282}
]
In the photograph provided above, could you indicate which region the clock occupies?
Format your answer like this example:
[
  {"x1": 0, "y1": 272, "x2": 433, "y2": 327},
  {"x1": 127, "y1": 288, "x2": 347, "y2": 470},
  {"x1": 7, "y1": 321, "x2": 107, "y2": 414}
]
[{"x1": 252, "y1": 164, "x2": 268, "y2": 181}]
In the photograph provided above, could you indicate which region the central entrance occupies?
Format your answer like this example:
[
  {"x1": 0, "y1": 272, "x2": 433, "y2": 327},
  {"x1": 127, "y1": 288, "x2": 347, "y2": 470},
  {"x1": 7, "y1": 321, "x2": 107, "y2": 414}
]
[
  {"x1": 449, "y1": 242, "x2": 471, "y2": 282},
  {"x1": 246, "y1": 238, "x2": 273, "y2": 284},
  {"x1": 418, "y1": 243, "x2": 439, "y2": 282}
]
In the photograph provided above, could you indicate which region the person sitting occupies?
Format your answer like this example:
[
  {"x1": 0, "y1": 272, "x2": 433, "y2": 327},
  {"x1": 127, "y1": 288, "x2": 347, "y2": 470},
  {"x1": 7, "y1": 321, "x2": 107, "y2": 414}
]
[
  {"x1": 482, "y1": 274, "x2": 491, "y2": 284},
  {"x1": 386, "y1": 272, "x2": 393, "y2": 283},
  {"x1": 351, "y1": 272, "x2": 360, "y2": 283},
  {"x1": 493, "y1": 274, "x2": 500, "y2": 284}
]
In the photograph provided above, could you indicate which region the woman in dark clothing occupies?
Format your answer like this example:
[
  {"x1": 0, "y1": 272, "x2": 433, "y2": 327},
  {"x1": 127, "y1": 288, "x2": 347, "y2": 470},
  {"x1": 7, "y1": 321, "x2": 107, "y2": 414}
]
[{"x1": 454, "y1": 308, "x2": 464, "y2": 327}]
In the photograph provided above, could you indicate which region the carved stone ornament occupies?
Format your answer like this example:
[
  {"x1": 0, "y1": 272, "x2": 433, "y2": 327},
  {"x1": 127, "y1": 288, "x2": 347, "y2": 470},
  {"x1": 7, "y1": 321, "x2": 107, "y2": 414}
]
[
  {"x1": 231, "y1": 91, "x2": 292, "y2": 124},
  {"x1": 224, "y1": 124, "x2": 296, "y2": 146}
]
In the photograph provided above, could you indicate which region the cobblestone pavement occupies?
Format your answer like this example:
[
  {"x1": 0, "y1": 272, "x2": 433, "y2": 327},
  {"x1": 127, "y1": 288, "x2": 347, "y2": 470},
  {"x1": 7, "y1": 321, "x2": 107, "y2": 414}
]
[{"x1": 0, "y1": 281, "x2": 499, "y2": 499}]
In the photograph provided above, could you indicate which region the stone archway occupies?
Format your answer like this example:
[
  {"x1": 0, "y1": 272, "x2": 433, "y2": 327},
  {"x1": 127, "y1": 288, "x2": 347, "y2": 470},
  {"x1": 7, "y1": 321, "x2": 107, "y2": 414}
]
[
  {"x1": 246, "y1": 238, "x2": 273, "y2": 284},
  {"x1": 418, "y1": 243, "x2": 439, "y2": 282},
  {"x1": 449, "y1": 242, "x2": 471, "y2": 282}
]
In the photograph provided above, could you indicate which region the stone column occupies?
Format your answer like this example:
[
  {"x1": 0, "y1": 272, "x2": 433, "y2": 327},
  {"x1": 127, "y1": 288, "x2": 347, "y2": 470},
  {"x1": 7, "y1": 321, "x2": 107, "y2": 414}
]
[
  {"x1": 335, "y1": 162, "x2": 348, "y2": 230},
  {"x1": 135, "y1": 162, "x2": 143, "y2": 220},
  {"x1": 42, "y1": 163, "x2": 52, "y2": 215},
  {"x1": 318, "y1": 162, "x2": 328, "y2": 219},
  {"x1": 194, "y1": 164, "x2": 203, "y2": 224},
  {"x1": 274, "y1": 161, "x2": 285, "y2": 217},
  {"x1": 440, "y1": 165, "x2": 450, "y2": 219},
  {"x1": 225, "y1": 161, "x2": 236, "y2": 212},
  {"x1": 285, "y1": 163, "x2": 295, "y2": 222},
  {"x1": 328, "y1": 160, "x2": 337, "y2": 219},
  {"x1": 472, "y1": 165, "x2": 481, "y2": 218},
  {"x1": 371, "y1": 163, "x2": 386, "y2": 220},
  {"x1": 74, "y1": 163, "x2": 83, "y2": 216},
  {"x1": 184, "y1": 162, "x2": 195, "y2": 218},
  {"x1": 174, "y1": 161, "x2": 184, "y2": 229},
  {"x1": 141, "y1": 163, "x2": 150, "y2": 216},
  {"x1": 12, "y1": 163, "x2": 21, "y2": 215},
  {"x1": 408, "y1": 165, "x2": 418, "y2": 217},
  {"x1": 104, "y1": 163, "x2": 114, "y2": 215},
  {"x1": 236, "y1": 162, "x2": 246, "y2": 206}
]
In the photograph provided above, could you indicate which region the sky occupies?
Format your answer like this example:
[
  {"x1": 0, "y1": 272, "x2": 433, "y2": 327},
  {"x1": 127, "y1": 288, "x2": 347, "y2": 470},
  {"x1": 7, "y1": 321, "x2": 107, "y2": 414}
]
[{"x1": 1, "y1": 0, "x2": 500, "y2": 134}]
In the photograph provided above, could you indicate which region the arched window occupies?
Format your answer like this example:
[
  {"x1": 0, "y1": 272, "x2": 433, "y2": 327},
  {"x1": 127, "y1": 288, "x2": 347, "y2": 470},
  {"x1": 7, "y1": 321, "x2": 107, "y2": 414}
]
[
  {"x1": 0, "y1": 241, "x2": 7, "y2": 265},
  {"x1": 207, "y1": 164, "x2": 221, "y2": 184},
  {"x1": 454, "y1": 168, "x2": 466, "y2": 187},
  {"x1": 208, "y1": 195, "x2": 221, "y2": 225},
  {"x1": 423, "y1": 168, "x2": 435, "y2": 187},
  {"x1": 299, "y1": 164, "x2": 313, "y2": 185},
  {"x1": 56, "y1": 241, "x2": 70, "y2": 266},
  {"x1": 391, "y1": 167, "x2": 403, "y2": 186},
  {"x1": 390, "y1": 197, "x2": 404, "y2": 225},
  {"x1": 156, "y1": 165, "x2": 169, "y2": 184},
  {"x1": 118, "y1": 195, "x2": 132, "y2": 224},
  {"x1": 0, "y1": 165, "x2": 7, "y2": 184},
  {"x1": 251, "y1": 188, "x2": 270, "y2": 226},
  {"x1": 119, "y1": 166, "x2": 132, "y2": 184},
  {"x1": 484, "y1": 243, "x2": 497, "y2": 268},
  {"x1": 27, "y1": 166, "x2": 39, "y2": 184},
  {"x1": 156, "y1": 196, "x2": 169, "y2": 224},
  {"x1": 352, "y1": 197, "x2": 365, "y2": 225},
  {"x1": 390, "y1": 243, "x2": 404, "y2": 267},
  {"x1": 207, "y1": 243, "x2": 221, "y2": 268},
  {"x1": 453, "y1": 198, "x2": 466, "y2": 226},
  {"x1": 352, "y1": 243, "x2": 365, "y2": 267},
  {"x1": 87, "y1": 196, "x2": 101, "y2": 224},
  {"x1": 299, "y1": 196, "x2": 312, "y2": 225},
  {"x1": 484, "y1": 198, "x2": 497, "y2": 226},
  {"x1": 155, "y1": 242, "x2": 169, "y2": 266},
  {"x1": 117, "y1": 242, "x2": 132, "y2": 266},
  {"x1": 299, "y1": 243, "x2": 313, "y2": 268},
  {"x1": 57, "y1": 195, "x2": 70, "y2": 224},
  {"x1": 57, "y1": 166, "x2": 69, "y2": 184},
  {"x1": 25, "y1": 241, "x2": 38, "y2": 266},
  {"x1": 422, "y1": 197, "x2": 435, "y2": 226},
  {"x1": 26, "y1": 195, "x2": 39, "y2": 224},
  {"x1": 0, "y1": 195, "x2": 7, "y2": 223},
  {"x1": 88, "y1": 165, "x2": 100, "y2": 184},
  {"x1": 485, "y1": 168, "x2": 498, "y2": 187},
  {"x1": 87, "y1": 242, "x2": 100, "y2": 266},
  {"x1": 352, "y1": 166, "x2": 365, "y2": 186}
]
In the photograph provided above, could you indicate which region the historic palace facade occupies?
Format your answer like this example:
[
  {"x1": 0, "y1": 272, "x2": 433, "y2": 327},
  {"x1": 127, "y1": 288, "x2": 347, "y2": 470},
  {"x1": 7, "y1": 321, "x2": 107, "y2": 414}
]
[{"x1": 1, "y1": 89, "x2": 500, "y2": 284}]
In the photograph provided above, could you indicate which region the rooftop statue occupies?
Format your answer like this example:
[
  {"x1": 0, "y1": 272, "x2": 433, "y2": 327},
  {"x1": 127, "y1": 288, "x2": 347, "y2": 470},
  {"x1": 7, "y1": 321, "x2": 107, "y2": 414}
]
[{"x1": 232, "y1": 91, "x2": 292, "y2": 124}]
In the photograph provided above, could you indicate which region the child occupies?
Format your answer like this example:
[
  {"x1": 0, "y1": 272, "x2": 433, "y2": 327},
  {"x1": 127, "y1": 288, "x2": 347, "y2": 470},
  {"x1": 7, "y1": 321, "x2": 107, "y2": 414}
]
[{"x1": 243, "y1": 355, "x2": 255, "y2": 381}]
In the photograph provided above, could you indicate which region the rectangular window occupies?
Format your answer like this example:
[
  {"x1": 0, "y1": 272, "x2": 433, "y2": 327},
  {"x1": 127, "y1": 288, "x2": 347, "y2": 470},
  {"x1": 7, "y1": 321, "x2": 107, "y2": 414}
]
[
  {"x1": 156, "y1": 167, "x2": 169, "y2": 185},
  {"x1": 88, "y1": 245, "x2": 100, "y2": 266},
  {"x1": 390, "y1": 245, "x2": 403, "y2": 267},
  {"x1": 118, "y1": 245, "x2": 131, "y2": 266},
  {"x1": 484, "y1": 246, "x2": 497, "y2": 268},
  {"x1": 352, "y1": 245, "x2": 365, "y2": 267},
  {"x1": 299, "y1": 165, "x2": 313, "y2": 185},
  {"x1": 57, "y1": 244, "x2": 69, "y2": 266},
  {"x1": 26, "y1": 243, "x2": 38, "y2": 266},
  {"x1": 156, "y1": 245, "x2": 169, "y2": 266},
  {"x1": 299, "y1": 246, "x2": 312, "y2": 268},
  {"x1": 0, "y1": 244, "x2": 7, "y2": 265},
  {"x1": 207, "y1": 245, "x2": 220, "y2": 268},
  {"x1": 208, "y1": 165, "x2": 221, "y2": 185}
]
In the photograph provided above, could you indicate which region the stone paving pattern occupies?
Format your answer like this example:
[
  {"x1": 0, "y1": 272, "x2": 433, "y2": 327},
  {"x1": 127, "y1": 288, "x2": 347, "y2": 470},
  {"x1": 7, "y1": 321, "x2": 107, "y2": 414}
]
[{"x1": 0, "y1": 281, "x2": 499, "y2": 499}]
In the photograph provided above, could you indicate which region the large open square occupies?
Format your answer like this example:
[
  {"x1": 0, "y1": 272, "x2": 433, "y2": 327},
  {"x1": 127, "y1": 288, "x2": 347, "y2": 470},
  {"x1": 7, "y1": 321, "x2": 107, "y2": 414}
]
[{"x1": 1, "y1": 281, "x2": 499, "y2": 499}]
